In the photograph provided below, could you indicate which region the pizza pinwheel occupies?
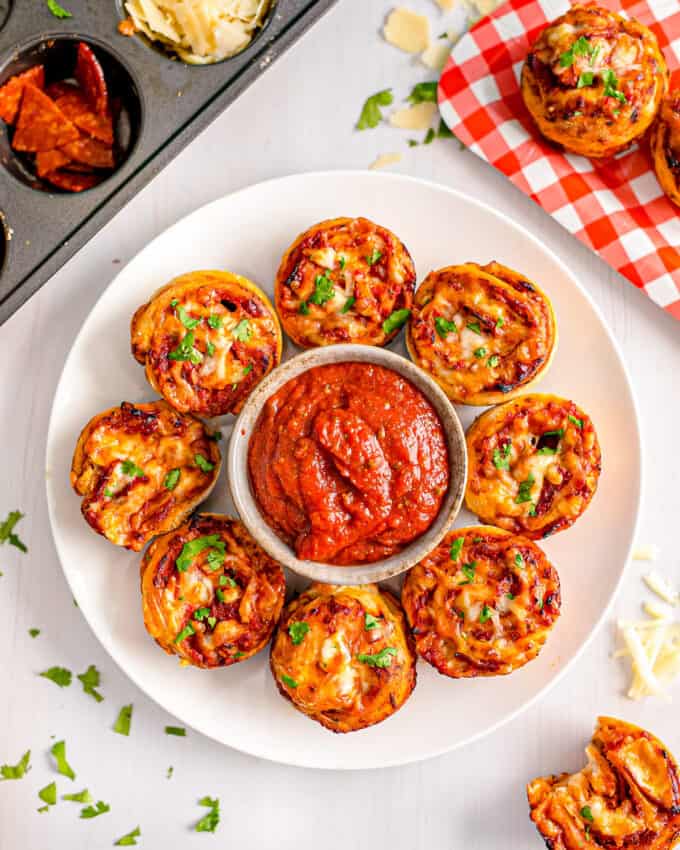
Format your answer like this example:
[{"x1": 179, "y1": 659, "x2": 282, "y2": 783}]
[{"x1": 651, "y1": 91, "x2": 680, "y2": 208}]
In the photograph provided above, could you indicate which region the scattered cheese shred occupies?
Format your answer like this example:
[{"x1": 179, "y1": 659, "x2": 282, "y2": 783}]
[
  {"x1": 421, "y1": 40, "x2": 451, "y2": 70},
  {"x1": 369, "y1": 152, "x2": 403, "y2": 170},
  {"x1": 383, "y1": 7, "x2": 431, "y2": 54},
  {"x1": 435, "y1": 0, "x2": 457, "y2": 9},
  {"x1": 632, "y1": 543, "x2": 660, "y2": 561},
  {"x1": 643, "y1": 571, "x2": 679, "y2": 606},
  {"x1": 473, "y1": 0, "x2": 503, "y2": 15},
  {"x1": 389, "y1": 101, "x2": 438, "y2": 130},
  {"x1": 643, "y1": 600, "x2": 674, "y2": 620},
  {"x1": 616, "y1": 618, "x2": 680, "y2": 701}
]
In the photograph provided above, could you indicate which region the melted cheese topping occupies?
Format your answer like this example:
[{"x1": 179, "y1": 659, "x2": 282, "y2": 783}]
[
  {"x1": 651, "y1": 91, "x2": 680, "y2": 208},
  {"x1": 408, "y1": 263, "x2": 556, "y2": 405},
  {"x1": 521, "y1": 4, "x2": 667, "y2": 158},
  {"x1": 270, "y1": 583, "x2": 416, "y2": 733},
  {"x1": 131, "y1": 270, "x2": 281, "y2": 417},
  {"x1": 465, "y1": 393, "x2": 601, "y2": 539},
  {"x1": 141, "y1": 513, "x2": 285, "y2": 668},
  {"x1": 70, "y1": 401, "x2": 221, "y2": 551},
  {"x1": 274, "y1": 217, "x2": 416, "y2": 349},
  {"x1": 527, "y1": 717, "x2": 680, "y2": 849},
  {"x1": 402, "y1": 526, "x2": 560, "y2": 677}
]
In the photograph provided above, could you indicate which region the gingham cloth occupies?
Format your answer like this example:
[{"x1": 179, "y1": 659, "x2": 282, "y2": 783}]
[{"x1": 438, "y1": 0, "x2": 680, "y2": 321}]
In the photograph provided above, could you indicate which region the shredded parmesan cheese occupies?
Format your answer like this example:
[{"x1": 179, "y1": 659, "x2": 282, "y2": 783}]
[
  {"x1": 632, "y1": 543, "x2": 660, "y2": 561},
  {"x1": 389, "y1": 101, "x2": 438, "y2": 130},
  {"x1": 383, "y1": 7, "x2": 431, "y2": 54},
  {"x1": 643, "y1": 571, "x2": 679, "y2": 606},
  {"x1": 643, "y1": 600, "x2": 674, "y2": 620},
  {"x1": 435, "y1": 0, "x2": 457, "y2": 9},
  {"x1": 369, "y1": 152, "x2": 403, "y2": 170},
  {"x1": 421, "y1": 40, "x2": 451, "y2": 70}
]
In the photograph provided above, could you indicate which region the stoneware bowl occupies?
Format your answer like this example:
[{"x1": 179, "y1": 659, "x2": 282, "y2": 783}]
[{"x1": 227, "y1": 343, "x2": 467, "y2": 584}]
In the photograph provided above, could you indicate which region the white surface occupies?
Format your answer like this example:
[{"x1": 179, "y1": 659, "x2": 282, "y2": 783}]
[
  {"x1": 1, "y1": 0, "x2": 679, "y2": 845},
  {"x1": 46, "y1": 171, "x2": 640, "y2": 769}
]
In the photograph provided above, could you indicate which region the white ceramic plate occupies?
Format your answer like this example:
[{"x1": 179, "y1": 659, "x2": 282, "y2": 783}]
[{"x1": 46, "y1": 171, "x2": 641, "y2": 770}]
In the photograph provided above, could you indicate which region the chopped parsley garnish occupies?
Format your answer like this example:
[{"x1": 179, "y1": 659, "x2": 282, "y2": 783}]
[
  {"x1": 309, "y1": 270, "x2": 335, "y2": 306},
  {"x1": 382, "y1": 308, "x2": 410, "y2": 334},
  {"x1": 206, "y1": 341, "x2": 216, "y2": 357},
  {"x1": 206, "y1": 549, "x2": 224, "y2": 571},
  {"x1": 121, "y1": 460, "x2": 144, "y2": 478},
  {"x1": 63, "y1": 789, "x2": 92, "y2": 803},
  {"x1": 536, "y1": 445, "x2": 557, "y2": 456},
  {"x1": 506, "y1": 593, "x2": 516, "y2": 600},
  {"x1": 207, "y1": 616, "x2": 216, "y2": 629},
  {"x1": 341, "y1": 296, "x2": 356, "y2": 313},
  {"x1": 1, "y1": 749, "x2": 31, "y2": 780},
  {"x1": 113, "y1": 704, "x2": 133, "y2": 736},
  {"x1": 288, "y1": 622, "x2": 310, "y2": 645},
  {"x1": 364, "y1": 613, "x2": 380, "y2": 630},
  {"x1": 194, "y1": 454, "x2": 215, "y2": 473},
  {"x1": 0, "y1": 510, "x2": 27, "y2": 552},
  {"x1": 174, "y1": 624, "x2": 195, "y2": 644},
  {"x1": 542, "y1": 429, "x2": 564, "y2": 439},
  {"x1": 460, "y1": 561, "x2": 477, "y2": 583},
  {"x1": 195, "y1": 796, "x2": 220, "y2": 833},
  {"x1": 537, "y1": 593, "x2": 544, "y2": 611},
  {"x1": 207, "y1": 314, "x2": 222, "y2": 329},
  {"x1": 29, "y1": 628, "x2": 40, "y2": 638},
  {"x1": 38, "y1": 782, "x2": 57, "y2": 806},
  {"x1": 435, "y1": 316, "x2": 458, "y2": 338},
  {"x1": 176, "y1": 535, "x2": 225, "y2": 572},
  {"x1": 407, "y1": 81, "x2": 438, "y2": 104},
  {"x1": 215, "y1": 588, "x2": 225, "y2": 602},
  {"x1": 281, "y1": 674, "x2": 298, "y2": 689},
  {"x1": 466, "y1": 321, "x2": 482, "y2": 334},
  {"x1": 479, "y1": 604, "x2": 493, "y2": 624},
  {"x1": 243, "y1": 364, "x2": 252, "y2": 376},
  {"x1": 168, "y1": 331, "x2": 203, "y2": 364},
  {"x1": 473, "y1": 346, "x2": 486, "y2": 358},
  {"x1": 176, "y1": 305, "x2": 200, "y2": 330},
  {"x1": 356, "y1": 88, "x2": 393, "y2": 130},
  {"x1": 47, "y1": 0, "x2": 72, "y2": 18},
  {"x1": 493, "y1": 442, "x2": 511, "y2": 470},
  {"x1": 559, "y1": 35, "x2": 592, "y2": 68},
  {"x1": 51, "y1": 740, "x2": 75, "y2": 780},
  {"x1": 366, "y1": 249, "x2": 383, "y2": 266},
  {"x1": 170, "y1": 299, "x2": 179, "y2": 307},
  {"x1": 115, "y1": 826, "x2": 141, "y2": 846},
  {"x1": 515, "y1": 552, "x2": 525, "y2": 568},
  {"x1": 449, "y1": 537, "x2": 464, "y2": 561},
  {"x1": 580, "y1": 805, "x2": 594, "y2": 822},
  {"x1": 164, "y1": 468, "x2": 181, "y2": 490},
  {"x1": 602, "y1": 69, "x2": 627, "y2": 103},
  {"x1": 577, "y1": 71, "x2": 594, "y2": 88},
  {"x1": 209, "y1": 431, "x2": 222, "y2": 441},
  {"x1": 165, "y1": 726, "x2": 186, "y2": 736},
  {"x1": 232, "y1": 319, "x2": 251, "y2": 341},
  {"x1": 40, "y1": 666, "x2": 72, "y2": 688},
  {"x1": 299, "y1": 301, "x2": 310, "y2": 315},
  {"x1": 528, "y1": 504, "x2": 537, "y2": 517},
  {"x1": 338, "y1": 256, "x2": 346, "y2": 269},
  {"x1": 104, "y1": 489, "x2": 114, "y2": 498},
  {"x1": 496, "y1": 316, "x2": 504, "y2": 327},
  {"x1": 193, "y1": 607, "x2": 210, "y2": 621},
  {"x1": 80, "y1": 800, "x2": 110, "y2": 819},
  {"x1": 77, "y1": 664, "x2": 104, "y2": 702},
  {"x1": 569, "y1": 414, "x2": 583, "y2": 429},
  {"x1": 488, "y1": 354, "x2": 500, "y2": 367},
  {"x1": 219, "y1": 574, "x2": 236, "y2": 587},
  {"x1": 167, "y1": 766, "x2": 174, "y2": 778},
  {"x1": 515, "y1": 474, "x2": 535, "y2": 504},
  {"x1": 356, "y1": 647, "x2": 397, "y2": 668}
]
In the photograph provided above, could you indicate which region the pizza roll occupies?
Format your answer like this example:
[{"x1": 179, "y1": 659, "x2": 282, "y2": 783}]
[
  {"x1": 131, "y1": 270, "x2": 282, "y2": 417},
  {"x1": 274, "y1": 217, "x2": 416, "y2": 348},
  {"x1": 465, "y1": 394, "x2": 601, "y2": 538},
  {"x1": 406, "y1": 262, "x2": 557, "y2": 405},
  {"x1": 141, "y1": 513, "x2": 285, "y2": 668},
  {"x1": 527, "y1": 717, "x2": 680, "y2": 850},
  {"x1": 521, "y1": 4, "x2": 667, "y2": 158},
  {"x1": 71, "y1": 400, "x2": 220, "y2": 551},
  {"x1": 270, "y1": 583, "x2": 416, "y2": 733},
  {"x1": 651, "y1": 91, "x2": 680, "y2": 208},
  {"x1": 402, "y1": 526, "x2": 560, "y2": 678}
]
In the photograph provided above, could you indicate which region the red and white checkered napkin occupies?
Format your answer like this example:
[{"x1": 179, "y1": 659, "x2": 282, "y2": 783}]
[{"x1": 438, "y1": 0, "x2": 680, "y2": 321}]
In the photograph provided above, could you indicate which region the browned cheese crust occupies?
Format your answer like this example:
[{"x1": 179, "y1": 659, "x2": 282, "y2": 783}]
[
  {"x1": 70, "y1": 400, "x2": 221, "y2": 550},
  {"x1": 465, "y1": 394, "x2": 601, "y2": 539},
  {"x1": 651, "y1": 90, "x2": 680, "y2": 207},
  {"x1": 401, "y1": 526, "x2": 560, "y2": 678},
  {"x1": 131, "y1": 270, "x2": 282, "y2": 417},
  {"x1": 527, "y1": 716, "x2": 680, "y2": 850},
  {"x1": 521, "y1": 4, "x2": 667, "y2": 158},
  {"x1": 270, "y1": 583, "x2": 417, "y2": 733},
  {"x1": 274, "y1": 217, "x2": 416, "y2": 348},
  {"x1": 406, "y1": 262, "x2": 557, "y2": 405},
  {"x1": 140, "y1": 513, "x2": 285, "y2": 668}
]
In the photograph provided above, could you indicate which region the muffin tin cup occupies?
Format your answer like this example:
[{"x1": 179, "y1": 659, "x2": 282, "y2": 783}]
[{"x1": 0, "y1": 0, "x2": 337, "y2": 324}]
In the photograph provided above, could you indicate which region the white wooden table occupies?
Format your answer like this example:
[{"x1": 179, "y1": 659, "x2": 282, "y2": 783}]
[{"x1": 1, "y1": 2, "x2": 679, "y2": 847}]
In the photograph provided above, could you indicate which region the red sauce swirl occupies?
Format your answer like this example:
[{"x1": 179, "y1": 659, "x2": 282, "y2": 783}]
[{"x1": 248, "y1": 362, "x2": 449, "y2": 565}]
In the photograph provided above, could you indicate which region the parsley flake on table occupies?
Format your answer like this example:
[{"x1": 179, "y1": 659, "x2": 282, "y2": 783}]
[
  {"x1": 356, "y1": 88, "x2": 393, "y2": 130},
  {"x1": 121, "y1": 460, "x2": 144, "y2": 478},
  {"x1": 28, "y1": 628, "x2": 40, "y2": 638},
  {"x1": 167, "y1": 766, "x2": 174, "y2": 779},
  {"x1": 113, "y1": 704, "x2": 133, "y2": 736},
  {"x1": 1, "y1": 749, "x2": 31, "y2": 780},
  {"x1": 449, "y1": 537, "x2": 464, "y2": 561},
  {"x1": 194, "y1": 453, "x2": 214, "y2": 473},
  {"x1": 168, "y1": 331, "x2": 203, "y2": 364},
  {"x1": 382, "y1": 309, "x2": 410, "y2": 334},
  {"x1": 38, "y1": 782, "x2": 57, "y2": 806},
  {"x1": 515, "y1": 474, "x2": 535, "y2": 504},
  {"x1": 435, "y1": 316, "x2": 457, "y2": 338},
  {"x1": 568, "y1": 414, "x2": 583, "y2": 429},
  {"x1": 493, "y1": 442, "x2": 511, "y2": 470},
  {"x1": 51, "y1": 740, "x2": 75, "y2": 781},
  {"x1": 281, "y1": 675, "x2": 298, "y2": 689},
  {"x1": 407, "y1": 81, "x2": 437, "y2": 104},
  {"x1": 309, "y1": 270, "x2": 334, "y2": 306},
  {"x1": 437, "y1": 118, "x2": 453, "y2": 139},
  {"x1": 195, "y1": 796, "x2": 220, "y2": 833},
  {"x1": 479, "y1": 604, "x2": 493, "y2": 624},
  {"x1": 164, "y1": 468, "x2": 181, "y2": 491},
  {"x1": 288, "y1": 621, "x2": 310, "y2": 645},
  {"x1": 176, "y1": 305, "x2": 200, "y2": 330},
  {"x1": 232, "y1": 319, "x2": 252, "y2": 341},
  {"x1": 423, "y1": 128, "x2": 435, "y2": 145},
  {"x1": 40, "y1": 666, "x2": 72, "y2": 688},
  {"x1": 47, "y1": 0, "x2": 71, "y2": 17},
  {"x1": 62, "y1": 789, "x2": 92, "y2": 803},
  {"x1": 115, "y1": 826, "x2": 141, "y2": 846},
  {"x1": 364, "y1": 613, "x2": 379, "y2": 630},
  {"x1": 0, "y1": 510, "x2": 27, "y2": 552},
  {"x1": 77, "y1": 665, "x2": 104, "y2": 702},
  {"x1": 341, "y1": 296, "x2": 356, "y2": 314},
  {"x1": 176, "y1": 535, "x2": 225, "y2": 572},
  {"x1": 356, "y1": 647, "x2": 397, "y2": 668},
  {"x1": 80, "y1": 800, "x2": 110, "y2": 819},
  {"x1": 165, "y1": 726, "x2": 186, "y2": 736}
]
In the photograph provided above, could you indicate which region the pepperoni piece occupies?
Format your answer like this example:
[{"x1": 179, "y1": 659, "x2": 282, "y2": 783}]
[
  {"x1": 55, "y1": 90, "x2": 114, "y2": 145},
  {"x1": 61, "y1": 136, "x2": 114, "y2": 169},
  {"x1": 35, "y1": 148, "x2": 71, "y2": 178},
  {"x1": 44, "y1": 169, "x2": 102, "y2": 192},
  {"x1": 0, "y1": 65, "x2": 45, "y2": 124},
  {"x1": 11, "y1": 84, "x2": 79, "y2": 152},
  {"x1": 75, "y1": 42, "x2": 108, "y2": 115}
]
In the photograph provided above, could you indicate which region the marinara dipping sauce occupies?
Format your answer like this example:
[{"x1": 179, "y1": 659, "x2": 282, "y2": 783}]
[{"x1": 247, "y1": 362, "x2": 450, "y2": 565}]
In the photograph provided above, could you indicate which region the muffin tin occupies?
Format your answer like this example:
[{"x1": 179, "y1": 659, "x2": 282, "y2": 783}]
[{"x1": 0, "y1": 0, "x2": 336, "y2": 324}]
